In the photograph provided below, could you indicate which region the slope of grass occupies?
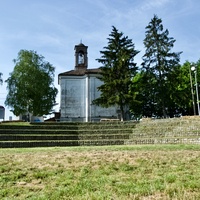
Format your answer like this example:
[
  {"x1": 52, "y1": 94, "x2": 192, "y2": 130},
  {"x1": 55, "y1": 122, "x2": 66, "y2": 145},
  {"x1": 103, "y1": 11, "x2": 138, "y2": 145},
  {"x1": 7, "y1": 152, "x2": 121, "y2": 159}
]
[{"x1": 0, "y1": 144, "x2": 199, "y2": 200}]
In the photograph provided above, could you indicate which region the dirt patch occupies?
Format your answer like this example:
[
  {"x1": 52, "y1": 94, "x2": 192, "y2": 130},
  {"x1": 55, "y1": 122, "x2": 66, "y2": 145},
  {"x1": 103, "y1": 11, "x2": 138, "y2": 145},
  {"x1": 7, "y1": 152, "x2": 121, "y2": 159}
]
[{"x1": 17, "y1": 179, "x2": 44, "y2": 189}]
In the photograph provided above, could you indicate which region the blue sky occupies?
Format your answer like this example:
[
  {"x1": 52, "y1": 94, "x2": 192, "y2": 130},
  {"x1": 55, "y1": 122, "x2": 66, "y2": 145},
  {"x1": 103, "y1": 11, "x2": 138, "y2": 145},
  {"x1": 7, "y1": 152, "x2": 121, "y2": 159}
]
[{"x1": 0, "y1": 0, "x2": 200, "y2": 120}]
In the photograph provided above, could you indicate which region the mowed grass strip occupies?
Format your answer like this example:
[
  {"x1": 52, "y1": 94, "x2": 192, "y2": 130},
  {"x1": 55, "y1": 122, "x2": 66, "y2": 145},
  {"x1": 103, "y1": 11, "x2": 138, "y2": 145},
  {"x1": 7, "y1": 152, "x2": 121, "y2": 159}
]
[{"x1": 0, "y1": 144, "x2": 199, "y2": 200}]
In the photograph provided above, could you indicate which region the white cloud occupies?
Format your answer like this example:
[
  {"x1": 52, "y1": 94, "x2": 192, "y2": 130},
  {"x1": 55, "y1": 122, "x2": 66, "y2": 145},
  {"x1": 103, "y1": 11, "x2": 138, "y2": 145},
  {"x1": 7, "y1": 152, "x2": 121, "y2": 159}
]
[{"x1": 139, "y1": 0, "x2": 171, "y2": 11}]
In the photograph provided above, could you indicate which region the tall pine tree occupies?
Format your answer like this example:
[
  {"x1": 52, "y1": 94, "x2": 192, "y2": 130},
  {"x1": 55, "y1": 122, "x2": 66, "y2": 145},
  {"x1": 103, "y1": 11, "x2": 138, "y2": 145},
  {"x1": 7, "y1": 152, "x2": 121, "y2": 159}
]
[
  {"x1": 93, "y1": 26, "x2": 139, "y2": 121},
  {"x1": 142, "y1": 15, "x2": 182, "y2": 117}
]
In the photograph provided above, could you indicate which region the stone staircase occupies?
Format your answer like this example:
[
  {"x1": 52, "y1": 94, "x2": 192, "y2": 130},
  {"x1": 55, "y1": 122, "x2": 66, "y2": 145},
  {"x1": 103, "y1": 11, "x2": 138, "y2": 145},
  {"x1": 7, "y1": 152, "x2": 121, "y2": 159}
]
[
  {"x1": 0, "y1": 117, "x2": 200, "y2": 148},
  {"x1": 0, "y1": 122, "x2": 136, "y2": 148},
  {"x1": 126, "y1": 117, "x2": 200, "y2": 145}
]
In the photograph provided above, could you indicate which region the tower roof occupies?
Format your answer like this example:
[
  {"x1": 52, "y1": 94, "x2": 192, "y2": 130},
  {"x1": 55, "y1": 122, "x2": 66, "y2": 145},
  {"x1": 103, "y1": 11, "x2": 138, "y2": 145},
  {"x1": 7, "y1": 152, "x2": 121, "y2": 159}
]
[{"x1": 74, "y1": 42, "x2": 87, "y2": 49}]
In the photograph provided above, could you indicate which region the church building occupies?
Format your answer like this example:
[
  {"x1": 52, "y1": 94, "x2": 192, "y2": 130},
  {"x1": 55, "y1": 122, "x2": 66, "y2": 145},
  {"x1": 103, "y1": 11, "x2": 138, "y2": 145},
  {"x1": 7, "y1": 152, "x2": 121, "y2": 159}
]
[{"x1": 58, "y1": 43, "x2": 118, "y2": 122}]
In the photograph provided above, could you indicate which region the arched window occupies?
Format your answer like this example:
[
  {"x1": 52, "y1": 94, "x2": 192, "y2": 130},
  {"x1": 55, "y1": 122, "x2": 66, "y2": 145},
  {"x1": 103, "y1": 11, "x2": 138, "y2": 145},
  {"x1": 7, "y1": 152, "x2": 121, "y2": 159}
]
[{"x1": 78, "y1": 52, "x2": 84, "y2": 64}]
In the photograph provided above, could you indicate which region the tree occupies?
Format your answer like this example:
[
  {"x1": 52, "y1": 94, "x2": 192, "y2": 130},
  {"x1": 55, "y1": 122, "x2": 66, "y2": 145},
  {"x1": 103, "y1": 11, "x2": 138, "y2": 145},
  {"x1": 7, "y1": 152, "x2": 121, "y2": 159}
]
[
  {"x1": 5, "y1": 50, "x2": 58, "y2": 117},
  {"x1": 0, "y1": 72, "x2": 2, "y2": 85},
  {"x1": 141, "y1": 15, "x2": 182, "y2": 117},
  {"x1": 93, "y1": 26, "x2": 139, "y2": 121},
  {"x1": 165, "y1": 60, "x2": 200, "y2": 116},
  {"x1": 130, "y1": 70, "x2": 156, "y2": 117}
]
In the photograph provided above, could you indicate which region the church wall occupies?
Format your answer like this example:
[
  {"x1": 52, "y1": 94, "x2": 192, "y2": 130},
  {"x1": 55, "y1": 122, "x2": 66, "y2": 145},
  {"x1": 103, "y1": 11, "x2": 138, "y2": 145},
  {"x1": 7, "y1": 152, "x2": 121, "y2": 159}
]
[
  {"x1": 59, "y1": 75, "x2": 118, "y2": 122},
  {"x1": 89, "y1": 76, "x2": 117, "y2": 120},
  {"x1": 60, "y1": 76, "x2": 86, "y2": 121}
]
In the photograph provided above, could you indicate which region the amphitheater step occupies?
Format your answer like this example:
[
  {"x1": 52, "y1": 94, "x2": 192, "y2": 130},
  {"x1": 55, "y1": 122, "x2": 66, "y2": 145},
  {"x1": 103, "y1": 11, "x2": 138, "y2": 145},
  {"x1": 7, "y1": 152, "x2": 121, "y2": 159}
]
[{"x1": 0, "y1": 139, "x2": 127, "y2": 148}]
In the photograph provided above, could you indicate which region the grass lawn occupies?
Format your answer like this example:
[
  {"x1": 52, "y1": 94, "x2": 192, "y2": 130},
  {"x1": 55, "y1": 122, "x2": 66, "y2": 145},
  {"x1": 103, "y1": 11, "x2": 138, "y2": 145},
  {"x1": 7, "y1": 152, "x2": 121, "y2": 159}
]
[{"x1": 0, "y1": 144, "x2": 200, "y2": 200}]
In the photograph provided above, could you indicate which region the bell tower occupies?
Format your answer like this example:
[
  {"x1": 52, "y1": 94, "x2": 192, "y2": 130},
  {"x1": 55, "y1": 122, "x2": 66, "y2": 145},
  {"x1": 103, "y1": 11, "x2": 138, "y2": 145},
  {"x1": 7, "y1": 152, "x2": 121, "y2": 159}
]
[{"x1": 74, "y1": 43, "x2": 88, "y2": 70}]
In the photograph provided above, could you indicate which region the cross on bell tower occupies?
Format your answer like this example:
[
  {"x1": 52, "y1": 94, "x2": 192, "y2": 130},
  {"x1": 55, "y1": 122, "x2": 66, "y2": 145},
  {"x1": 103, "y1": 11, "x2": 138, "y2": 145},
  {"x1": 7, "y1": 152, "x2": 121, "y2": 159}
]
[{"x1": 74, "y1": 42, "x2": 88, "y2": 70}]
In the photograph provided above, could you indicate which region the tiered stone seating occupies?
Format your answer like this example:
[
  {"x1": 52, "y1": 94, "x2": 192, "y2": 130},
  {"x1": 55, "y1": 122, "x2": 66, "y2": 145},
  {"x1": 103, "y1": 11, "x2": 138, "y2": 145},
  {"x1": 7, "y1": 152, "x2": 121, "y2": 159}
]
[
  {"x1": 0, "y1": 117, "x2": 199, "y2": 148},
  {"x1": 0, "y1": 122, "x2": 136, "y2": 148}
]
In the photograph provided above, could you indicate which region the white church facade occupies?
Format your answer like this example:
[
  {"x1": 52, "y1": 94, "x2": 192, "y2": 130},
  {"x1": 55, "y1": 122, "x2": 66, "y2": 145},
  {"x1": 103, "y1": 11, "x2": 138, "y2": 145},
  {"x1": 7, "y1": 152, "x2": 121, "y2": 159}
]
[{"x1": 58, "y1": 43, "x2": 118, "y2": 122}]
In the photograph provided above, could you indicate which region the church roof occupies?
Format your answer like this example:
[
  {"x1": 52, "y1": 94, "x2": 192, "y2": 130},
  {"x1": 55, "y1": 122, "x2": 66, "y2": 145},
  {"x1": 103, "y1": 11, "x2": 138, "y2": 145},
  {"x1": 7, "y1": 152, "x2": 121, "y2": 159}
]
[{"x1": 58, "y1": 68, "x2": 101, "y2": 76}]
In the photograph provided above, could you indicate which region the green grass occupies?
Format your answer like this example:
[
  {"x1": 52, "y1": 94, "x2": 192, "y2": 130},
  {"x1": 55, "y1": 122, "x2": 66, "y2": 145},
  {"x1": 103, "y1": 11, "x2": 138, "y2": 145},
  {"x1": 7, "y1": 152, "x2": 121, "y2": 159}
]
[
  {"x1": 0, "y1": 122, "x2": 31, "y2": 126},
  {"x1": 0, "y1": 144, "x2": 200, "y2": 199}
]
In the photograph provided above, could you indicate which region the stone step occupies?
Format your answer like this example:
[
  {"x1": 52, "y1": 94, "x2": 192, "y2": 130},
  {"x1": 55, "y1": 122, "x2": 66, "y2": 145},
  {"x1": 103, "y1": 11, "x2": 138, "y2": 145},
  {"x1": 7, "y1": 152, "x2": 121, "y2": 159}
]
[
  {"x1": 0, "y1": 129, "x2": 133, "y2": 135},
  {"x1": 0, "y1": 123, "x2": 136, "y2": 130},
  {"x1": 0, "y1": 133, "x2": 130, "y2": 141},
  {"x1": 0, "y1": 139, "x2": 127, "y2": 148}
]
